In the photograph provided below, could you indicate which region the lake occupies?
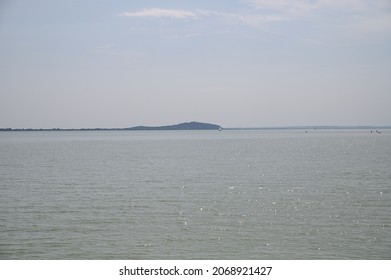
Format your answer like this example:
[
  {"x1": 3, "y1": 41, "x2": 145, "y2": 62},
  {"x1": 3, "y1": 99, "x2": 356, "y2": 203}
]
[{"x1": 0, "y1": 129, "x2": 390, "y2": 259}]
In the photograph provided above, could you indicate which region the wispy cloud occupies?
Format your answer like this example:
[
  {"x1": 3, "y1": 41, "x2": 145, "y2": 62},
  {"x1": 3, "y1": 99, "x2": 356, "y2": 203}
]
[
  {"x1": 249, "y1": 0, "x2": 391, "y2": 18},
  {"x1": 94, "y1": 43, "x2": 115, "y2": 50},
  {"x1": 249, "y1": 0, "x2": 366, "y2": 12},
  {"x1": 248, "y1": 0, "x2": 391, "y2": 35},
  {"x1": 120, "y1": 8, "x2": 198, "y2": 19},
  {"x1": 227, "y1": 14, "x2": 289, "y2": 27},
  {"x1": 120, "y1": 8, "x2": 289, "y2": 27},
  {"x1": 120, "y1": 2, "x2": 391, "y2": 35}
]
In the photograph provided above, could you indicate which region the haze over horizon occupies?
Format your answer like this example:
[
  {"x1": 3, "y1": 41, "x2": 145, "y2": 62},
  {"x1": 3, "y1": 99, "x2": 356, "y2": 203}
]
[{"x1": 1, "y1": 0, "x2": 391, "y2": 129}]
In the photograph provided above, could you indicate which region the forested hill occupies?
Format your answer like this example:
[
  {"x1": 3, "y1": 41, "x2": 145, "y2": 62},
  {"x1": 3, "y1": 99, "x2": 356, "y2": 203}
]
[{"x1": 127, "y1": 121, "x2": 222, "y2": 130}]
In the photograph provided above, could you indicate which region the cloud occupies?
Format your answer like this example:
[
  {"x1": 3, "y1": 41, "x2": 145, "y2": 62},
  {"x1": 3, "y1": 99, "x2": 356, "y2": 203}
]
[
  {"x1": 249, "y1": 0, "x2": 362, "y2": 11},
  {"x1": 120, "y1": 8, "x2": 198, "y2": 19},
  {"x1": 248, "y1": 0, "x2": 314, "y2": 15},
  {"x1": 228, "y1": 14, "x2": 289, "y2": 27},
  {"x1": 248, "y1": 0, "x2": 391, "y2": 34},
  {"x1": 249, "y1": 0, "x2": 391, "y2": 17},
  {"x1": 121, "y1": 8, "x2": 289, "y2": 28},
  {"x1": 119, "y1": 2, "x2": 391, "y2": 34}
]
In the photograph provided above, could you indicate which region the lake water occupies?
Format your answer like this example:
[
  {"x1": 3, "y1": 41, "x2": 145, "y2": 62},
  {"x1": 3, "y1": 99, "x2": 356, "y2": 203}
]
[{"x1": 0, "y1": 130, "x2": 390, "y2": 259}]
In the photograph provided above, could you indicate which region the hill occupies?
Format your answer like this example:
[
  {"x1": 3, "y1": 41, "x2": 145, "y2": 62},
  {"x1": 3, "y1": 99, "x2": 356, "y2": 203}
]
[{"x1": 127, "y1": 121, "x2": 222, "y2": 130}]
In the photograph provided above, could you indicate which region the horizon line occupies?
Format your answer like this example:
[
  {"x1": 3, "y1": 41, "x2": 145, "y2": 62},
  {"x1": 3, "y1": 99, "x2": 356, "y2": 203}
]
[{"x1": 1, "y1": 124, "x2": 391, "y2": 131}]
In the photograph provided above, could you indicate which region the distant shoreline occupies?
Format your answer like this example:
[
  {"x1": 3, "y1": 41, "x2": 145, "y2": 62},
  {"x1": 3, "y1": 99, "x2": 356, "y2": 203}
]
[
  {"x1": 223, "y1": 125, "x2": 391, "y2": 130},
  {"x1": 0, "y1": 121, "x2": 222, "y2": 132},
  {"x1": 1, "y1": 125, "x2": 390, "y2": 132}
]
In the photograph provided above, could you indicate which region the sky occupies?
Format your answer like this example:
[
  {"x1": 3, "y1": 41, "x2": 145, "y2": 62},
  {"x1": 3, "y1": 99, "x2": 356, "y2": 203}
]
[{"x1": 0, "y1": 0, "x2": 390, "y2": 128}]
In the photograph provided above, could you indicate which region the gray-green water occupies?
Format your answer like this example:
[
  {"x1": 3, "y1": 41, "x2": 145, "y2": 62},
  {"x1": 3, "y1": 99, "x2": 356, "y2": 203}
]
[{"x1": 0, "y1": 130, "x2": 390, "y2": 259}]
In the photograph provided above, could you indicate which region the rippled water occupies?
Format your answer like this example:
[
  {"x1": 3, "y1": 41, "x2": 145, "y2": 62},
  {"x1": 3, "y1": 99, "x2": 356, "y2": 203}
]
[{"x1": 0, "y1": 130, "x2": 390, "y2": 259}]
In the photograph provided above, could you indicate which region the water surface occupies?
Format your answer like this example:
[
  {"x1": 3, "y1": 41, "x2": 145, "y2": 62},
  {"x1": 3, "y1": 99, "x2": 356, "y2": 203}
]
[{"x1": 0, "y1": 130, "x2": 390, "y2": 259}]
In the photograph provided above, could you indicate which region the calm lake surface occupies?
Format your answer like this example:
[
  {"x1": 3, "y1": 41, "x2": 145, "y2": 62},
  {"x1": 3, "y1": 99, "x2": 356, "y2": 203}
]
[{"x1": 0, "y1": 130, "x2": 390, "y2": 259}]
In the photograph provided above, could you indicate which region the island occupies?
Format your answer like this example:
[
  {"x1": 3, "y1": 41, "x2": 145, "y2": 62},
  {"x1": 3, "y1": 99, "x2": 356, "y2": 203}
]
[{"x1": 127, "y1": 121, "x2": 222, "y2": 131}]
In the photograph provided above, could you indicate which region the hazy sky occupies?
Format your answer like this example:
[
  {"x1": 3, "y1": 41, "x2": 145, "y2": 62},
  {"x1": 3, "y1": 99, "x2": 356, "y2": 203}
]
[{"x1": 1, "y1": 0, "x2": 390, "y2": 128}]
